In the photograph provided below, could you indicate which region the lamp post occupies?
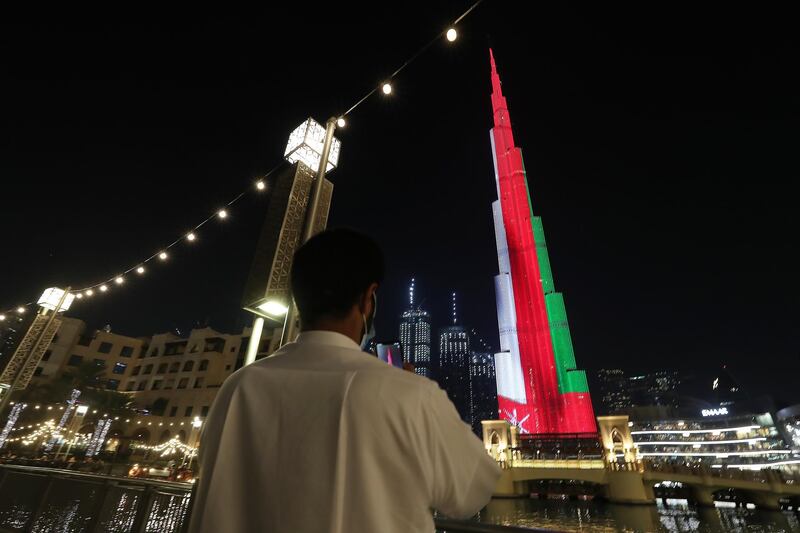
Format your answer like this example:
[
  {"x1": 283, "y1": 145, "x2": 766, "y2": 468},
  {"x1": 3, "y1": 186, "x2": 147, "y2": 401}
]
[
  {"x1": 241, "y1": 117, "x2": 341, "y2": 364},
  {"x1": 280, "y1": 116, "x2": 338, "y2": 347},
  {"x1": 0, "y1": 287, "x2": 73, "y2": 419}
]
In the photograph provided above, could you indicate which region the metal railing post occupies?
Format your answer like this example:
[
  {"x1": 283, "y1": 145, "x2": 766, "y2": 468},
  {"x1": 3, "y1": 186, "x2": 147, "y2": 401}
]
[{"x1": 130, "y1": 485, "x2": 156, "y2": 533}]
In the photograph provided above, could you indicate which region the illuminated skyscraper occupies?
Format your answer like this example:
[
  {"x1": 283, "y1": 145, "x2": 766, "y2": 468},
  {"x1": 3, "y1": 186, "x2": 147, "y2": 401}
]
[
  {"x1": 469, "y1": 351, "x2": 497, "y2": 435},
  {"x1": 399, "y1": 278, "x2": 432, "y2": 378},
  {"x1": 438, "y1": 292, "x2": 470, "y2": 421},
  {"x1": 489, "y1": 49, "x2": 596, "y2": 435}
]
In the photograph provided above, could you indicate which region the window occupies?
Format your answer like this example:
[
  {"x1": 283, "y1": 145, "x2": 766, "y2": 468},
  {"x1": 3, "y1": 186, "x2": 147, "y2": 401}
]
[
  {"x1": 106, "y1": 379, "x2": 120, "y2": 391},
  {"x1": 183, "y1": 361, "x2": 194, "y2": 372},
  {"x1": 137, "y1": 381, "x2": 147, "y2": 391},
  {"x1": 157, "y1": 363, "x2": 168, "y2": 374},
  {"x1": 143, "y1": 365, "x2": 153, "y2": 375},
  {"x1": 194, "y1": 377, "x2": 204, "y2": 389},
  {"x1": 68, "y1": 355, "x2": 83, "y2": 367},
  {"x1": 199, "y1": 360, "x2": 209, "y2": 371},
  {"x1": 94, "y1": 358, "x2": 105, "y2": 368},
  {"x1": 34, "y1": 367, "x2": 43, "y2": 376},
  {"x1": 132, "y1": 366, "x2": 141, "y2": 376},
  {"x1": 177, "y1": 378, "x2": 188, "y2": 389},
  {"x1": 98, "y1": 342, "x2": 113, "y2": 354},
  {"x1": 113, "y1": 362, "x2": 127, "y2": 375},
  {"x1": 169, "y1": 362, "x2": 180, "y2": 373},
  {"x1": 120, "y1": 346, "x2": 134, "y2": 358},
  {"x1": 126, "y1": 381, "x2": 136, "y2": 391},
  {"x1": 201, "y1": 406, "x2": 210, "y2": 417},
  {"x1": 169, "y1": 406, "x2": 178, "y2": 417},
  {"x1": 139, "y1": 346, "x2": 148, "y2": 358},
  {"x1": 164, "y1": 379, "x2": 175, "y2": 390},
  {"x1": 184, "y1": 406, "x2": 193, "y2": 417},
  {"x1": 42, "y1": 350, "x2": 52, "y2": 362},
  {"x1": 152, "y1": 380, "x2": 163, "y2": 391}
]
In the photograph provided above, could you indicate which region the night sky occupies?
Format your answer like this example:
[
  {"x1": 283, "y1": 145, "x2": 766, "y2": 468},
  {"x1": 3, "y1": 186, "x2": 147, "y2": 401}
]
[{"x1": 1, "y1": 4, "x2": 798, "y2": 402}]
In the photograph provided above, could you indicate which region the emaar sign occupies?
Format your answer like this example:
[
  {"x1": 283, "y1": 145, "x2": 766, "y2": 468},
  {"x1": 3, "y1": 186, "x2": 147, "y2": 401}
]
[{"x1": 701, "y1": 407, "x2": 729, "y2": 417}]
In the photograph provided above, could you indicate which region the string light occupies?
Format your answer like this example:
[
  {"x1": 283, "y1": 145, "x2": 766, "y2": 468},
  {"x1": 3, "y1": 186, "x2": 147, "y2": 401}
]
[
  {"x1": 114, "y1": 276, "x2": 124, "y2": 285},
  {"x1": 15, "y1": 307, "x2": 25, "y2": 314},
  {"x1": 1, "y1": 1, "x2": 486, "y2": 315}
]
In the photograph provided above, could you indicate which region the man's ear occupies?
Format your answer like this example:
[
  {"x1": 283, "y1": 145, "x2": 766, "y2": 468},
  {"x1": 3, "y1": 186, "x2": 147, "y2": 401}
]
[{"x1": 358, "y1": 283, "x2": 379, "y2": 315}]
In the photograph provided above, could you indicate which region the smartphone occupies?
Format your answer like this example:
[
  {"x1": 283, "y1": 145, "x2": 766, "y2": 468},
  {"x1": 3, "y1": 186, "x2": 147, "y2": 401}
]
[{"x1": 376, "y1": 342, "x2": 404, "y2": 369}]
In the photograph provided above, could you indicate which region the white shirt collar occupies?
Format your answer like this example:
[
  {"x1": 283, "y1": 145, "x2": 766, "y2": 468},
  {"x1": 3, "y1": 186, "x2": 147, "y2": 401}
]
[{"x1": 294, "y1": 330, "x2": 361, "y2": 351}]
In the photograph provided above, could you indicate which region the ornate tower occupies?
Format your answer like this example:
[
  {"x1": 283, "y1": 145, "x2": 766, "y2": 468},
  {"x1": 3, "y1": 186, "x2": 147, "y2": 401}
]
[{"x1": 489, "y1": 49, "x2": 596, "y2": 435}]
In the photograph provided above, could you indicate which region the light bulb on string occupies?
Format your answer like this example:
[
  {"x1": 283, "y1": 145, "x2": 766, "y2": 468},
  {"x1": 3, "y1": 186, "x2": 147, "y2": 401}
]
[
  {"x1": 16, "y1": 307, "x2": 25, "y2": 314},
  {"x1": 75, "y1": 293, "x2": 83, "y2": 300},
  {"x1": 137, "y1": 266, "x2": 145, "y2": 274},
  {"x1": 187, "y1": 232, "x2": 196, "y2": 242},
  {"x1": 99, "y1": 285, "x2": 108, "y2": 293},
  {"x1": 0, "y1": 315, "x2": 5, "y2": 321},
  {"x1": 337, "y1": 117, "x2": 346, "y2": 128},
  {"x1": 85, "y1": 290, "x2": 94, "y2": 297},
  {"x1": 256, "y1": 180, "x2": 265, "y2": 191},
  {"x1": 218, "y1": 209, "x2": 228, "y2": 219},
  {"x1": 446, "y1": 28, "x2": 457, "y2": 42},
  {"x1": 115, "y1": 276, "x2": 124, "y2": 285},
  {"x1": 159, "y1": 252, "x2": 168, "y2": 261},
  {"x1": 382, "y1": 82, "x2": 392, "y2": 95}
]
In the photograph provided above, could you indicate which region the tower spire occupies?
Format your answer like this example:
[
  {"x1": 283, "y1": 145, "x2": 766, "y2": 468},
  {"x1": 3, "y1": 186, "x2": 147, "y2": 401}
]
[
  {"x1": 452, "y1": 292, "x2": 457, "y2": 325},
  {"x1": 489, "y1": 48, "x2": 512, "y2": 134},
  {"x1": 409, "y1": 278, "x2": 415, "y2": 308}
]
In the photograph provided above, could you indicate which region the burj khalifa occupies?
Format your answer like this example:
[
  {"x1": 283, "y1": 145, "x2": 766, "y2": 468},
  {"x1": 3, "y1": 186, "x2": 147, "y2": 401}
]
[{"x1": 489, "y1": 49, "x2": 596, "y2": 435}]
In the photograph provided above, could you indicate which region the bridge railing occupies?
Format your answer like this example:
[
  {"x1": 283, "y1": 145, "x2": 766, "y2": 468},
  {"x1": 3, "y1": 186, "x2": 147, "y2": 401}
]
[
  {"x1": 0, "y1": 464, "x2": 551, "y2": 533},
  {"x1": 642, "y1": 461, "x2": 800, "y2": 484},
  {"x1": 510, "y1": 459, "x2": 605, "y2": 470}
]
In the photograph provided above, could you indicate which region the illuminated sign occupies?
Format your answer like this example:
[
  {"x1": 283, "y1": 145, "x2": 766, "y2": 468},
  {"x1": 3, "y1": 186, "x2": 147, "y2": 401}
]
[{"x1": 702, "y1": 407, "x2": 729, "y2": 417}]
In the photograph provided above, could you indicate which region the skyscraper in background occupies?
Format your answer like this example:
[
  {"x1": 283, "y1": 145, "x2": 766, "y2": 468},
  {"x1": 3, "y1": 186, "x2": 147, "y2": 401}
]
[
  {"x1": 399, "y1": 278, "x2": 432, "y2": 378},
  {"x1": 469, "y1": 351, "x2": 498, "y2": 435},
  {"x1": 488, "y1": 49, "x2": 596, "y2": 435},
  {"x1": 438, "y1": 292, "x2": 470, "y2": 421}
]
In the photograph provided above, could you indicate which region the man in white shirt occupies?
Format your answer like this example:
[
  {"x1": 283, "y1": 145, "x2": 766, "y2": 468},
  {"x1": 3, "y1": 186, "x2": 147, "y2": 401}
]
[{"x1": 188, "y1": 228, "x2": 500, "y2": 532}]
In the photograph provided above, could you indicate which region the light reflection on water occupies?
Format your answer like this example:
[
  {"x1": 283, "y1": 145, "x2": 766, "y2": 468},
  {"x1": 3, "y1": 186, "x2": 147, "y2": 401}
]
[{"x1": 479, "y1": 498, "x2": 800, "y2": 532}]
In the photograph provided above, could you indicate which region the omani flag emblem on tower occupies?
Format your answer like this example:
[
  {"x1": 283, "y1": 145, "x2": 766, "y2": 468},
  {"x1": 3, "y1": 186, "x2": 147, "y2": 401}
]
[{"x1": 488, "y1": 49, "x2": 596, "y2": 435}]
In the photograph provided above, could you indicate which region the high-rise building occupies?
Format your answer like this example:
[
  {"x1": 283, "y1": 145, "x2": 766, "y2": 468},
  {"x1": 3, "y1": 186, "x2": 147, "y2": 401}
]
[
  {"x1": 469, "y1": 351, "x2": 498, "y2": 435},
  {"x1": 596, "y1": 369, "x2": 633, "y2": 414},
  {"x1": 488, "y1": 49, "x2": 596, "y2": 435},
  {"x1": 399, "y1": 278, "x2": 432, "y2": 378},
  {"x1": 438, "y1": 293, "x2": 470, "y2": 421}
]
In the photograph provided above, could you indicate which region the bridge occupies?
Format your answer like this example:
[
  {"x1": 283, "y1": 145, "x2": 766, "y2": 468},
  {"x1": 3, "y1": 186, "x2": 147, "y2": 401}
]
[{"x1": 483, "y1": 419, "x2": 800, "y2": 510}]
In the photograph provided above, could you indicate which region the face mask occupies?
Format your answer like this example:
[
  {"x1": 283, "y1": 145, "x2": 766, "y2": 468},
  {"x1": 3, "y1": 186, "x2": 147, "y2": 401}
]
[{"x1": 360, "y1": 292, "x2": 377, "y2": 350}]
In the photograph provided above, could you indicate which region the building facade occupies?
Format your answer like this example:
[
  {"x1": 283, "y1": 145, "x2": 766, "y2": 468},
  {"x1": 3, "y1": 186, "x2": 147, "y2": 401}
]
[
  {"x1": 488, "y1": 49, "x2": 595, "y2": 434},
  {"x1": 438, "y1": 325, "x2": 470, "y2": 422},
  {"x1": 469, "y1": 351, "x2": 498, "y2": 435},
  {"x1": 399, "y1": 279, "x2": 432, "y2": 378},
  {"x1": 27, "y1": 317, "x2": 281, "y2": 445}
]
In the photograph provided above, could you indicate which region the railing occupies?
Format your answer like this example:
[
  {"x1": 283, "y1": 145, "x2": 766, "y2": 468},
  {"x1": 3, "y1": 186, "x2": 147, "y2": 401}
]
[
  {"x1": 0, "y1": 464, "x2": 552, "y2": 533},
  {"x1": 511, "y1": 459, "x2": 605, "y2": 470}
]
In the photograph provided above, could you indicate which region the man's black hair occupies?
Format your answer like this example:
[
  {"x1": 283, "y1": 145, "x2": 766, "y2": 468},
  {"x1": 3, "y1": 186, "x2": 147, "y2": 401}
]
[{"x1": 291, "y1": 228, "x2": 384, "y2": 324}]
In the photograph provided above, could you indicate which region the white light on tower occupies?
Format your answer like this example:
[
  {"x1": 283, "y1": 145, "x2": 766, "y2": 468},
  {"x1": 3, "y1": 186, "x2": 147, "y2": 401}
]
[
  {"x1": 256, "y1": 300, "x2": 289, "y2": 318},
  {"x1": 446, "y1": 28, "x2": 457, "y2": 42},
  {"x1": 382, "y1": 82, "x2": 392, "y2": 95},
  {"x1": 284, "y1": 118, "x2": 341, "y2": 173},
  {"x1": 37, "y1": 287, "x2": 75, "y2": 312}
]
